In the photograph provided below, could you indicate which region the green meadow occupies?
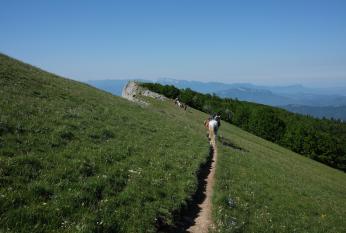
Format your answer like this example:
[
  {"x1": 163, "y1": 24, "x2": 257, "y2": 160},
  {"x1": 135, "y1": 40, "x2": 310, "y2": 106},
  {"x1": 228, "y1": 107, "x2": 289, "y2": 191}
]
[
  {"x1": 1, "y1": 54, "x2": 345, "y2": 232},
  {"x1": 0, "y1": 54, "x2": 209, "y2": 232},
  {"x1": 213, "y1": 124, "x2": 346, "y2": 232}
]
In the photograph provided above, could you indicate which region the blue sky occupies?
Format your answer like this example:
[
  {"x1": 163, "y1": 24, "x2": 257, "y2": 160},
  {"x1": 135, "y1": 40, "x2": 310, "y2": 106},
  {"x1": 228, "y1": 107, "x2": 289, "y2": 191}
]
[{"x1": 1, "y1": 0, "x2": 346, "y2": 87}]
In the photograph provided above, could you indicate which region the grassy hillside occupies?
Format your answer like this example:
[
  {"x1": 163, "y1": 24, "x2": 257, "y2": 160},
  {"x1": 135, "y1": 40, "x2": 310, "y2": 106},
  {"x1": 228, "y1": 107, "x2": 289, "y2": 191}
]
[
  {"x1": 141, "y1": 83, "x2": 346, "y2": 171},
  {"x1": 213, "y1": 124, "x2": 346, "y2": 232},
  {"x1": 1, "y1": 54, "x2": 345, "y2": 233},
  {"x1": 0, "y1": 54, "x2": 209, "y2": 233}
]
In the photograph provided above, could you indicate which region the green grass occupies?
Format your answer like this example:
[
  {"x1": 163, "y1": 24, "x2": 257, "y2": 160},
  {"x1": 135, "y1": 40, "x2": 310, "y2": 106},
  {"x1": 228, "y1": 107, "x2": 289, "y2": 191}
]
[
  {"x1": 1, "y1": 53, "x2": 345, "y2": 233},
  {"x1": 213, "y1": 124, "x2": 346, "y2": 232},
  {"x1": 0, "y1": 54, "x2": 209, "y2": 233}
]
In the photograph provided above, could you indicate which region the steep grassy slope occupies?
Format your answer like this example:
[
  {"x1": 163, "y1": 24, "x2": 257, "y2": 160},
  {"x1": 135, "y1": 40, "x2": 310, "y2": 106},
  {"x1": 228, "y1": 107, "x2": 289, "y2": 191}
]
[
  {"x1": 1, "y1": 54, "x2": 345, "y2": 233},
  {"x1": 0, "y1": 54, "x2": 209, "y2": 233},
  {"x1": 213, "y1": 124, "x2": 346, "y2": 232},
  {"x1": 144, "y1": 89, "x2": 346, "y2": 232},
  {"x1": 141, "y1": 83, "x2": 346, "y2": 172}
]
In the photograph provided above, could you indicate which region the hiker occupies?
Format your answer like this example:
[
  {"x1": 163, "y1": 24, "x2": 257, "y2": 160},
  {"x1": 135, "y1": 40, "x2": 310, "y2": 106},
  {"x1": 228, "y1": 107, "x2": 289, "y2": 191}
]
[
  {"x1": 174, "y1": 97, "x2": 187, "y2": 110},
  {"x1": 204, "y1": 117, "x2": 212, "y2": 129},
  {"x1": 204, "y1": 114, "x2": 221, "y2": 147},
  {"x1": 174, "y1": 98, "x2": 181, "y2": 107},
  {"x1": 214, "y1": 113, "x2": 221, "y2": 127}
]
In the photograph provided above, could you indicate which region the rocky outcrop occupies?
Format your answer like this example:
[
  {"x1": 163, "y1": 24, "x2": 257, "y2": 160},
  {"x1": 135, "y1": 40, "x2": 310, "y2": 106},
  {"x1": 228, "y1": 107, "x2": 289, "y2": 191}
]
[{"x1": 122, "y1": 81, "x2": 166, "y2": 105}]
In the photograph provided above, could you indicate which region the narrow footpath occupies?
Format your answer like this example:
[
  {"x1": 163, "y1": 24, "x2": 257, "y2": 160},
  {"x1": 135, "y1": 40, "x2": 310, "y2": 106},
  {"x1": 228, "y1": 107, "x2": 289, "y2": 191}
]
[
  {"x1": 187, "y1": 143, "x2": 217, "y2": 233},
  {"x1": 157, "y1": 139, "x2": 218, "y2": 233}
]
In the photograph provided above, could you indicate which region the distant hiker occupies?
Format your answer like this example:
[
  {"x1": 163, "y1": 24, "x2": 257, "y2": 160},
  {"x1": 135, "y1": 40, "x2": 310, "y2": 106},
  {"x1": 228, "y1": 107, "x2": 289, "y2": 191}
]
[
  {"x1": 204, "y1": 115, "x2": 221, "y2": 147},
  {"x1": 181, "y1": 102, "x2": 187, "y2": 110},
  {"x1": 174, "y1": 97, "x2": 187, "y2": 110},
  {"x1": 204, "y1": 117, "x2": 212, "y2": 129},
  {"x1": 214, "y1": 113, "x2": 221, "y2": 127},
  {"x1": 174, "y1": 98, "x2": 181, "y2": 107}
]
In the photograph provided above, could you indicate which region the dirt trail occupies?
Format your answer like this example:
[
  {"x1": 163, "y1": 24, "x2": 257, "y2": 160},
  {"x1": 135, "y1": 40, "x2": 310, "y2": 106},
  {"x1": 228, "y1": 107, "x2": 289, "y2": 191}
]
[
  {"x1": 186, "y1": 143, "x2": 217, "y2": 233},
  {"x1": 157, "y1": 140, "x2": 217, "y2": 233}
]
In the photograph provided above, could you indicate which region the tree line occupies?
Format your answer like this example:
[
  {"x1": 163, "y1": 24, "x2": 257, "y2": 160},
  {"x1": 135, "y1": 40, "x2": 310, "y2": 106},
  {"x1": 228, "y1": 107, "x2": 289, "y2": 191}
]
[{"x1": 141, "y1": 83, "x2": 346, "y2": 172}]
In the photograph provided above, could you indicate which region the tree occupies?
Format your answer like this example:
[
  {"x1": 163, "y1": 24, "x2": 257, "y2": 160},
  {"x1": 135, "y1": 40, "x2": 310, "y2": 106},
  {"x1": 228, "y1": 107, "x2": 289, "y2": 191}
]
[{"x1": 248, "y1": 108, "x2": 286, "y2": 142}]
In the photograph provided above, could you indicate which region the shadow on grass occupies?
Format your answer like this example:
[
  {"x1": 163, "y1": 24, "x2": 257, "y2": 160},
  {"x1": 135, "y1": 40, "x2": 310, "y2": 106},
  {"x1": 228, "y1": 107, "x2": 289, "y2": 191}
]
[
  {"x1": 218, "y1": 136, "x2": 248, "y2": 152},
  {"x1": 156, "y1": 146, "x2": 214, "y2": 233}
]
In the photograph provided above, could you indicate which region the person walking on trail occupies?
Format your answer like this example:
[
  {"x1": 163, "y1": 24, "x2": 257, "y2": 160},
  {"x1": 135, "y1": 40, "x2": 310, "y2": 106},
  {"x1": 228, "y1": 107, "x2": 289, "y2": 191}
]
[
  {"x1": 175, "y1": 97, "x2": 182, "y2": 107},
  {"x1": 174, "y1": 97, "x2": 187, "y2": 110},
  {"x1": 204, "y1": 114, "x2": 221, "y2": 147},
  {"x1": 213, "y1": 113, "x2": 221, "y2": 127}
]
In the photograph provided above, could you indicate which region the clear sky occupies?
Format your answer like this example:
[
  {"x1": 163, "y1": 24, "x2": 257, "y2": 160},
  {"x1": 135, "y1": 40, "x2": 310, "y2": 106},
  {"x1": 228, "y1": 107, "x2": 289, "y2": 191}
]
[{"x1": 1, "y1": 0, "x2": 346, "y2": 87}]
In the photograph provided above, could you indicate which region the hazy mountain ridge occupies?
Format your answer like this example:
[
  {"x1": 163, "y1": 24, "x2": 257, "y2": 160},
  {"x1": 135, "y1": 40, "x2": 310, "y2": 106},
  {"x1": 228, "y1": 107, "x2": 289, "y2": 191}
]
[
  {"x1": 217, "y1": 87, "x2": 294, "y2": 106},
  {"x1": 87, "y1": 78, "x2": 346, "y2": 119},
  {"x1": 217, "y1": 87, "x2": 346, "y2": 107},
  {"x1": 157, "y1": 78, "x2": 346, "y2": 97},
  {"x1": 281, "y1": 104, "x2": 346, "y2": 121}
]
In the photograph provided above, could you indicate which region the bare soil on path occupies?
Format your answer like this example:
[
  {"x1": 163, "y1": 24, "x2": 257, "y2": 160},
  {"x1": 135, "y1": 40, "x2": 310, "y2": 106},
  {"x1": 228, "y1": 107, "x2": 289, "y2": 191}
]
[
  {"x1": 157, "y1": 143, "x2": 217, "y2": 233},
  {"x1": 186, "y1": 144, "x2": 217, "y2": 233}
]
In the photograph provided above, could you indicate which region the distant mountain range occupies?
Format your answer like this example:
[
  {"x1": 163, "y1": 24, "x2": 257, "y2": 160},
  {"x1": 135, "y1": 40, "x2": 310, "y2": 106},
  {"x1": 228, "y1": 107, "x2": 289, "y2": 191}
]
[
  {"x1": 156, "y1": 78, "x2": 346, "y2": 97},
  {"x1": 217, "y1": 87, "x2": 346, "y2": 107},
  {"x1": 86, "y1": 78, "x2": 346, "y2": 120},
  {"x1": 280, "y1": 105, "x2": 346, "y2": 121}
]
